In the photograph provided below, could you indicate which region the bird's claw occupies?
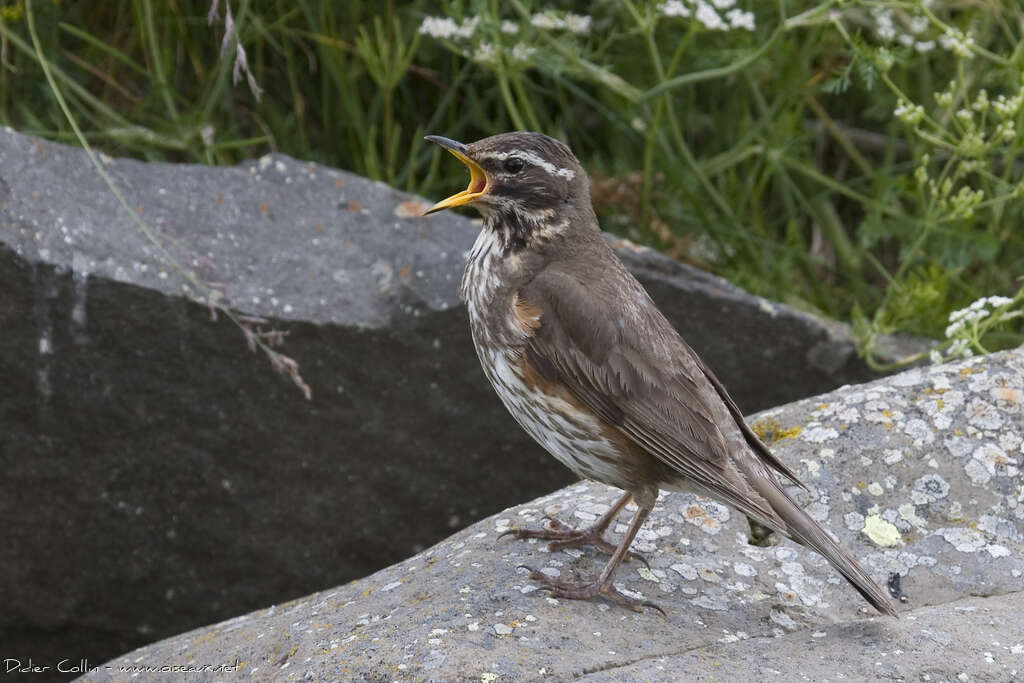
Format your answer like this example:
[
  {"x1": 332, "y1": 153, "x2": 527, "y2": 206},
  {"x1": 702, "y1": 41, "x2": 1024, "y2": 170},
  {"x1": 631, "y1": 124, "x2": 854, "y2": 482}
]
[
  {"x1": 522, "y1": 570, "x2": 664, "y2": 614},
  {"x1": 500, "y1": 518, "x2": 649, "y2": 567}
]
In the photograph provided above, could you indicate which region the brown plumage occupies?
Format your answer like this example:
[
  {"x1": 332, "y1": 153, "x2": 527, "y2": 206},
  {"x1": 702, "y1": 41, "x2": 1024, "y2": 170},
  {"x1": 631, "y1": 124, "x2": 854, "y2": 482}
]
[{"x1": 424, "y1": 132, "x2": 897, "y2": 617}]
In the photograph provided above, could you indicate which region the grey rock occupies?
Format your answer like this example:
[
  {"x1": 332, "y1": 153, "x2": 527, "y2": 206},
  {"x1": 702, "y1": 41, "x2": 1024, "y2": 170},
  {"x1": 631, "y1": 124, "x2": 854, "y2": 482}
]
[
  {"x1": 0, "y1": 127, "x2": 918, "y2": 669},
  {"x1": 83, "y1": 349, "x2": 1024, "y2": 682}
]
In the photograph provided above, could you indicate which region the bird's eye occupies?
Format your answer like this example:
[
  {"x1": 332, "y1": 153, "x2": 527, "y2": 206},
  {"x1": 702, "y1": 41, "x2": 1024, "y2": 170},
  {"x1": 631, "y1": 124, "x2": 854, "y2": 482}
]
[{"x1": 504, "y1": 157, "x2": 525, "y2": 173}]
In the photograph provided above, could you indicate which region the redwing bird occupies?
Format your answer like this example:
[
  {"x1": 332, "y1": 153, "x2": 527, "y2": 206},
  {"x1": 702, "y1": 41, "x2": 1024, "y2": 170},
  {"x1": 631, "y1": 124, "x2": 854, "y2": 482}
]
[{"x1": 424, "y1": 131, "x2": 896, "y2": 616}]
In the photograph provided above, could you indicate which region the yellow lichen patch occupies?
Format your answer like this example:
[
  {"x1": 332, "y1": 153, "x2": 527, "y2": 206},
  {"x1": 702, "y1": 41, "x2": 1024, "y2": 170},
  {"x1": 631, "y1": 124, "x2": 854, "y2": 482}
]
[
  {"x1": 959, "y1": 366, "x2": 979, "y2": 377},
  {"x1": 936, "y1": 398, "x2": 945, "y2": 410},
  {"x1": 815, "y1": 403, "x2": 830, "y2": 411},
  {"x1": 776, "y1": 425, "x2": 803, "y2": 441},
  {"x1": 750, "y1": 418, "x2": 779, "y2": 441},
  {"x1": 863, "y1": 514, "x2": 901, "y2": 547},
  {"x1": 750, "y1": 418, "x2": 803, "y2": 444}
]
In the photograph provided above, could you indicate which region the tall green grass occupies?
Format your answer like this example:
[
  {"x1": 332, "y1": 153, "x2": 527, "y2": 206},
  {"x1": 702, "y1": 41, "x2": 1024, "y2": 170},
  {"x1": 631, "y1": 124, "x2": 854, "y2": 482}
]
[{"x1": 1, "y1": 0, "x2": 1021, "y2": 364}]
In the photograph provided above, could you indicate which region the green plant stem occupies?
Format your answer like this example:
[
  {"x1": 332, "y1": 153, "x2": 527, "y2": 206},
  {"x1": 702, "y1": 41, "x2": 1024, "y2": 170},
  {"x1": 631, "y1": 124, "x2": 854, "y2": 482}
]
[{"x1": 134, "y1": 0, "x2": 179, "y2": 122}]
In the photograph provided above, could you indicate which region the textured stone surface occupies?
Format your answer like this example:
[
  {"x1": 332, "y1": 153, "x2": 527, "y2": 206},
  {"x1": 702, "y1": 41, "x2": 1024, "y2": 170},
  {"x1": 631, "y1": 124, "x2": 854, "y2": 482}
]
[
  {"x1": 0, "y1": 128, "x2": 919, "y2": 672},
  {"x1": 84, "y1": 350, "x2": 1024, "y2": 681}
]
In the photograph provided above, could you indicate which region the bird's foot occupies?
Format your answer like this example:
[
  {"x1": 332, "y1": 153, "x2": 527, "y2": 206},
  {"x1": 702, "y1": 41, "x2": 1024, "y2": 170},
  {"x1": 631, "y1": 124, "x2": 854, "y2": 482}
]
[
  {"x1": 519, "y1": 565, "x2": 664, "y2": 615},
  {"x1": 499, "y1": 518, "x2": 649, "y2": 568}
]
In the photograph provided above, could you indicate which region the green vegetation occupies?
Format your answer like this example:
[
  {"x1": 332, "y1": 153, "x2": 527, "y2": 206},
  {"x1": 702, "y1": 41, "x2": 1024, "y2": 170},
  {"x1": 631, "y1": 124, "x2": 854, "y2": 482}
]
[{"x1": 1, "y1": 0, "x2": 1021, "y2": 365}]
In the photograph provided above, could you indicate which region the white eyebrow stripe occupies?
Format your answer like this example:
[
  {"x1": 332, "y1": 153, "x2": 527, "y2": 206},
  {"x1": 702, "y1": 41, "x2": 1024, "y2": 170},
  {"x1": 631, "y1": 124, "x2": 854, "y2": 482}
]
[{"x1": 475, "y1": 149, "x2": 576, "y2": 180}]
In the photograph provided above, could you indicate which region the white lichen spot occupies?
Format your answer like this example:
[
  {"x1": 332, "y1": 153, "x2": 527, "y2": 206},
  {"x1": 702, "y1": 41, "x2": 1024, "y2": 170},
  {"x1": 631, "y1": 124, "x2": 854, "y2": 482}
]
[
  {"x1": 902, "y1": 418, "x2": 935, "y2": 446},
  {"x1": 883, "y1": 450, "x2": 904, "y2": 465},
  {"x1": 379, "y1": 581, "x2": 402, "y2": 592},
  {"x1": 577, "y1": 501, "x2": 610, "y2": 516},
  {"x1": 481, "y1": 673, "x2": 499, "y2": 682},
  {"x1": 978, "y1": 514, "x2": 1017, "y2": 539},
  {"x1": 698, "y1": 566, "x2": 722, "y2": 583},
  {"x1": 844, "y1": 511, "x2": 865, "y2": 531},
  {"x1": 966, "y1": 443, "x2": 1018, "y2": 485},
  {"x1": 671, "y1": 563, "x2": 698, "y2": 580},
  {"x1": 775, "y1": 546, "x2": 798, "y2": 562},
  {"x1": 966, "y1": 398, "x2": 1003, "y2": 430},
  {"x1": 781, "y1": 562, "x2": 805, "y2": 577},
  {"x1": 937, "y1": 527, "x2": 986, "y2": 553},
  {"x1": 898, "y1": 503, "x2": 928, "y2": 529},
  {"x1": 573, "y1": 510, "x2": 597, "y2": 522},
  {"x1": 769, "y1": 609, "x2": 798, "y2": 630},
  {"x1": 692, "y1": 594, "x2": 731, "y2": 611},
  {"x1": 467, "y1": 622, "x2": 480, "y2": 631},
  {"x1": 837, "y1": 406, "x2": 861, "y2": 422},
  {"x1": 733, "y1": 562, "x2": 757, "y2": 577},
  {"x1": 998, "y1": 431, "x2": 1021, "y2": 454},
  {"x1": 863, "y1": 514, "x2": 901, "y2": 546},
  {"x1": 718, "y1": 630, "x2": 750, "y2": 643},
  {"x1": 867, "y1": 482, "x2": 884, "y2": 496},
  {"x1": 801, "y1": 459, "x2": 822, "y2": 477},
  {"x1": 493, "y1": 623, "x2": 514, "y2": 636},
  {"x1": 802, "y1": 427, "x2": 839, "y2": 443},
  {"x1": 637, "y1": 567, "x2": 660, "y2": 582},
  {"x1": 911, "y1": 474, "x2": 951, "y2": 504},
  {"x1": 892, "y1": 368, "x2": 923, "y2": 387},
  {"x1": 758, "y1": 299, "x2": 778, "y2": 317},
  {"x1": 806, "y1": 501, "x2": 830, "y2": 522},
  {"x1": 778, "y1": 573, "x2": 824, "y2": 607}
]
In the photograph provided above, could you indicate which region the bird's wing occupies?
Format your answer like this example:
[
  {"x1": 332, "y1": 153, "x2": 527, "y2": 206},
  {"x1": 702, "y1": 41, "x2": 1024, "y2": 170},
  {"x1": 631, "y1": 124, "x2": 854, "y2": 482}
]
[
  {"x1": 689, "y1": 353, "x2": 805, "y2": 488},
  {"x1": 519, "y1": 266, "x2": 786, "y2": 527}
]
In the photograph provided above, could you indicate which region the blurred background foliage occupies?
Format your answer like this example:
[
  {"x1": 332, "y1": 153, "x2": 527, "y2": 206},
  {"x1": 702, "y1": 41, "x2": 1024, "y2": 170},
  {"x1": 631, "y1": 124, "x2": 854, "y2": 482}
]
[{"x1": 0, "y1": 0, "x2": 1021, "y2": 365}]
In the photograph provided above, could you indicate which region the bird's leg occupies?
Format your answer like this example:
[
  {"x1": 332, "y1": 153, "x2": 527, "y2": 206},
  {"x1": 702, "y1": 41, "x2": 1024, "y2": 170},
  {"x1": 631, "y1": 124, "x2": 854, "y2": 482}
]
[
  {"x1": 521, "y1": 498, "x2": 663, "y2": 613},
  {"x1": 500, "y1": 491, "x2": 647, "y2": 565}
]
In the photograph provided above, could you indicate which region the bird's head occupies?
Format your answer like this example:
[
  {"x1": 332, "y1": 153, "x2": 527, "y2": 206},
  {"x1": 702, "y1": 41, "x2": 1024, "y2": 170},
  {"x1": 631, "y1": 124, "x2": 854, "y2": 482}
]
[{"x1": 424, "y1": 132, "x2": 592, "y2": 251}]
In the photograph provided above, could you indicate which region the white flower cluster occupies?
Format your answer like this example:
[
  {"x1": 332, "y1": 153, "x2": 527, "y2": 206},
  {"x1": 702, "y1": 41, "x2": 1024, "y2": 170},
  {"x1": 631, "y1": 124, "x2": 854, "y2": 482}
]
[
  {"x1": 418, "y1": 16, "x2": 480, "y2": 40},
  {"x1": 894, "y1": 99, "x2": 925, "y2": 125},
  {"x1": 474, "y1": 42, "x2": 496, "y2": 64},
  {"x1": 866, "y1": 6, "x2": 983, "y2": 57},
  {"x1": 418, "y1": 14, "x2": 546, "y2": 66},
  {"x1": 512, "y1": 43, "x2": 536, "y2": 62},
  {"x1": 659, "y1": 0, "x2": 755, "y2": 32},
  {"x1": 529, "y1": 11, "x2": 592, "y2": 35},
  {"x1": 939, "y1": 29, "x2": 975, "y2": 58},
  {"x1": 993, "y1": 90, "x2": 1024, "y2": 118},
  {"x1": 931, "y1": 295, "x2": 1018, "y2": 363}
]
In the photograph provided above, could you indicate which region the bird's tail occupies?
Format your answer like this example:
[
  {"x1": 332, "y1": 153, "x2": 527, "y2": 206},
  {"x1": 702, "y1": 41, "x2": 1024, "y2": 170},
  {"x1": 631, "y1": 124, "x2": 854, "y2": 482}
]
[{"x1": 750, "y1": 474, "x2": 898, "y2": 617}]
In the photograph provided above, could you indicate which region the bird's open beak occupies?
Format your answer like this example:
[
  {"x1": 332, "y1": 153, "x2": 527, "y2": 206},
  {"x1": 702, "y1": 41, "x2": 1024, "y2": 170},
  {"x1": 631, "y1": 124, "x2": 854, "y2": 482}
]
[{"x1": 423, "y1": 135, "x2": 489, "y2": 215}]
